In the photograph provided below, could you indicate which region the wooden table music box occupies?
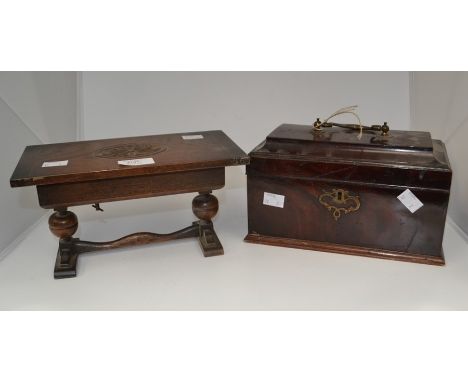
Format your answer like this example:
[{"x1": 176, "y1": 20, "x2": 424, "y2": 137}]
[
  {"x1": 244, "y1": 117, "x2": 452, "y2": 265},
  {"x1": 10, "y1": 130, "x2": 248, "y2": 278}
]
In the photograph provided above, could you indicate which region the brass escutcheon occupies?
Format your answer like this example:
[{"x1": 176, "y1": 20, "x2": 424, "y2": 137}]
[{"x1": 318, "y1": 188, "x2": 360, "y2": 221}]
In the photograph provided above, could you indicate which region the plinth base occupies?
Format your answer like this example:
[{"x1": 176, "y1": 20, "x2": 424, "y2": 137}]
[{"x1": 244, "y1": 233, "x2": 445, "y2": 266}]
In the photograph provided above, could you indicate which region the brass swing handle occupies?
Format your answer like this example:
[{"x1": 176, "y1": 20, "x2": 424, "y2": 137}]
[{"x1": 313, "y1": 118, "x2": 390, "y2": 136}]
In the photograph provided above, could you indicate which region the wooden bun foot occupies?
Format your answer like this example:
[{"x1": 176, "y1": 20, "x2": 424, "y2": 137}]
[
  {"x1": 49, "y1": 209, "x2": 78, "y2": 239},
  {"x1": 49, "y1": 209, "x2": 79, "y2": 279},
  {"x1": 192, "y1": 192, "x2": 219, "y2": 221}
]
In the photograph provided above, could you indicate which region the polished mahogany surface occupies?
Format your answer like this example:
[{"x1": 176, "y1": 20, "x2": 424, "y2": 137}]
[
  {"x1": 245, "y1": 124, "x2": 452, "y2": 265},
  {"x1": 267, "y1": 123, "x2": 435, "y2": 151},
  {"x1": 10, "y1": 130, "x2": 249, "y2": 187},
  {"x1": 260, "y1": 124, "x2": 450, "y2": 170}
]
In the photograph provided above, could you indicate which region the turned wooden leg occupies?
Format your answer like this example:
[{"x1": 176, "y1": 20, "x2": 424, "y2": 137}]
[
  {"x1": 49, "y1": 208, "x2": 79, "y2": 279},
  {"x1": 192, "y1": 192, "x2": 224, "y2": 257}
]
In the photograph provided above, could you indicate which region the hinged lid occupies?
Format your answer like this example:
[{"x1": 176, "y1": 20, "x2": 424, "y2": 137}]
[
  {"x1": 11, "y1": 130, "x2": 249, "y2": 187},
  {"x1": 248, "y1": 124, "x2": 452, "y2": 191},
  {"x1": 252, "y1": 124, "x2": 451, "y2": 171},
  {"x1": 268, "y1": 124, "x2": 434, "y2": 151}
]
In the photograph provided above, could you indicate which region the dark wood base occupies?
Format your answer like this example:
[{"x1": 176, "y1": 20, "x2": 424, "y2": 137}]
[
  {"x1": 52, "y1": 192, "x2": 223, "y2": 279},
  {"x1": 54, "y1": 245, "x2": 79, "y2": 279},
  {"x1": 198, "y1": 221, "x2": 224, "y2": 257},
  {"x1": 244, "y1": 233, "x2": 445, "y2": 266},
  {"x1": 54, "y1": 221, "x2": 224, "y2": 279}
]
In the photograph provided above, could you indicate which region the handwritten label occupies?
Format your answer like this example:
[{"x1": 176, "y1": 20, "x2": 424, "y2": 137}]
[
  {"x1": 397, "y1": 189, "x2": 423, "y2": 213},
  {"x1": 263, "y1": 192, "x2": 285, "y2": 208},
  {"x1": 42, "y1": 160, "x2": 68, "y2": 167},
  {"x1": 117, "y1": 158, "x2": 155, "y2": 166},
  {"x1": 182, "y1": 135, "x2": 204, "y2": 140}
]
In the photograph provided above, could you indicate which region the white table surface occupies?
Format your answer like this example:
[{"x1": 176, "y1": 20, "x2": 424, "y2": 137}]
[{"x1": 1, "y1": 187, "x2": 467, "y2": 310}]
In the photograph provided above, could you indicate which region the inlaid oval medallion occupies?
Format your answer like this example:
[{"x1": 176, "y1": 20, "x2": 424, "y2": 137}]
[{"x1": 94, "y1": 143, "x2": 167, "y2": 159}]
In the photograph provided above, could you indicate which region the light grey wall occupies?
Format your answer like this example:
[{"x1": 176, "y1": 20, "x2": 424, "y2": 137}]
[
  {"x1": 410, "y1": 72, "x2": 468, "y2": 236},
  {"x1": 0, "y1": 72, "x2": 77, "y2": 144},
  {"x1": 82, "y1": 72, "x2": 411, "y2": 147},
  {"x1": 82, "y1": 71, "x2": 411, "y2": 189},
  {"x1": 0, "y1": 72, "x2": 77, "y2": 256},
  {"x1": 0, "y1": 98, "x2": 44, "y2": 256}
]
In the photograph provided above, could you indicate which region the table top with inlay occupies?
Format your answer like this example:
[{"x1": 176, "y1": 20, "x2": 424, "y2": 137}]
[{"x1": 10, "y1": 130, "x2": 249, "y2": 187}]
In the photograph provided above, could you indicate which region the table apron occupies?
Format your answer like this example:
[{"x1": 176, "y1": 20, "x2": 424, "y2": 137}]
[{"x1": 37, "y1": 167, "x2": 225, "y2": 209}]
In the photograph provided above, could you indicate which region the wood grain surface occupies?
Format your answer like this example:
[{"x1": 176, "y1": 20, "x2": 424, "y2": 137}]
[
  {"x1": 10, "y1": 130, "x2": 249, "y2": 187},
  {"x1": 245, "y1": 124, "x2": 452, "y2": 265}
]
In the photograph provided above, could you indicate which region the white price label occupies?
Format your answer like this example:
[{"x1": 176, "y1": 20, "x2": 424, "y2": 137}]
[
  {"x1": 182, "y1": 134, "x2": 204, "y2": 140},
  {"x1": 263, "y1": 192, "x2": 285, "y2": 208},
  {"x1": 397, "y1": 189, "x2": 423, "y2": 213},
  {"x1": 42, "y1": 160, "x2": 68, "y2": 167},
  {"x1": 117, "y1": 158, "x2": 155, "y2": 166}
]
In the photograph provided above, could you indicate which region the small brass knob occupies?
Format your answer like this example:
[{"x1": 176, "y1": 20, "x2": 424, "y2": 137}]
[
  {"x1": 313, "y1": 118, "x2": 322, "y2": 128},
  {"x1": 381, "y1": 122, "x2": 389, "y2": 136}
]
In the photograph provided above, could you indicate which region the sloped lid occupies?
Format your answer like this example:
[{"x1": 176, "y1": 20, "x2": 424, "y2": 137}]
[
  {"x1": 267, "y1": 124, "x2": 434, "y2": 151},
  {"x1": 251, "y1": 124, "x2": 451, "y2": 171}
]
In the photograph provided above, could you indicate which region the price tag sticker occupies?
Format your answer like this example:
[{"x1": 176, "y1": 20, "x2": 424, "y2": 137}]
[
  {"x1": 263, "y1": 192, "x2": 285, "y2": 208},
  {"x1": 42, "y1": 160, "x2": 68, "y2": 167},
  {"x1": 117, "y1": 158, "x2": 155, "y2": 166},
  {"x1": 397, "y1": 189, "x2": 423, "y2": 213},
  {"x1": 182, "y1": 135, "x2": 204, "y2": 140}
]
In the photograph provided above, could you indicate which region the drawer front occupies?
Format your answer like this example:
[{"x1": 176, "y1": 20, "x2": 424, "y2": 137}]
[{"x1": 37, "y1": 168, "x2": 225, "y2": 209}]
